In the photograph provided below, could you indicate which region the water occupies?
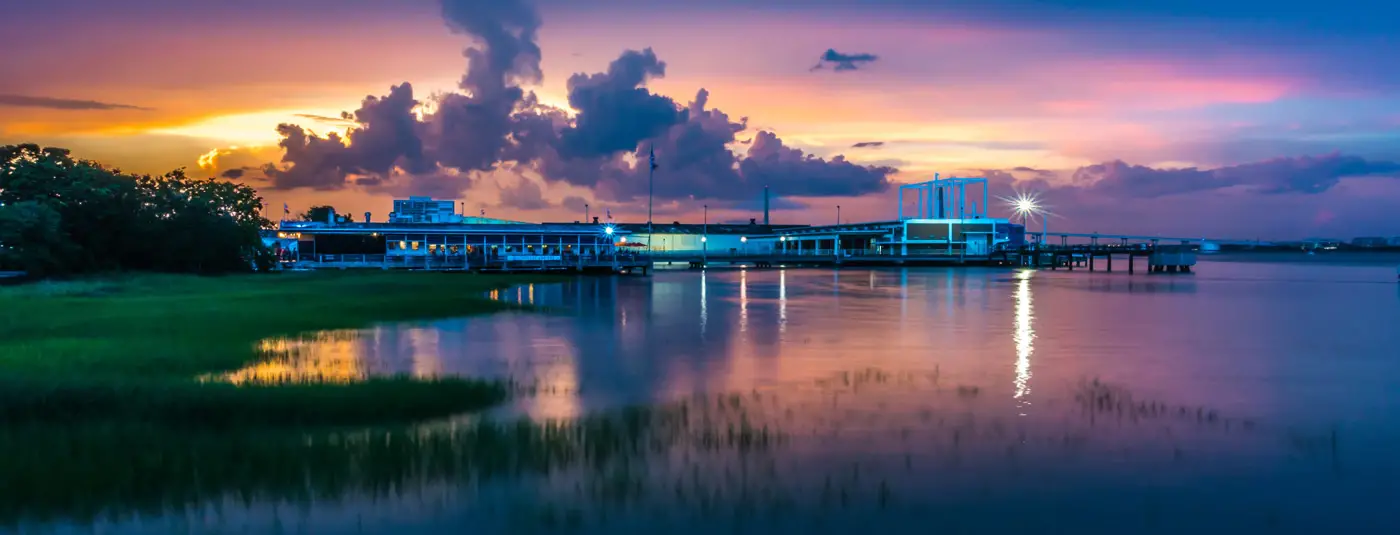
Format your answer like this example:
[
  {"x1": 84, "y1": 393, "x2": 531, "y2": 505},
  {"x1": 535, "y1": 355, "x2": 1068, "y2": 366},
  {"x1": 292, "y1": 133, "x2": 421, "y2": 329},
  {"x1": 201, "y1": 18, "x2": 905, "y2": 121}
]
[{"x1": 14, "y1": 260, "x2": 1400, "y2": 534}]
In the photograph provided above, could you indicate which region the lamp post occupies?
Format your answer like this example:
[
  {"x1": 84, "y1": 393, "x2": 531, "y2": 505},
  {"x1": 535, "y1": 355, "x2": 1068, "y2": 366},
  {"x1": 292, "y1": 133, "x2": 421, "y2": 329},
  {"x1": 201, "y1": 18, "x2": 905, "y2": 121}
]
[
  {"x1": 585, "y1": 203, "x2": 590, "y2": 223},
  {"x1": 703, "y1": 204, "x2": 708, "y2": 262},
  {"x1": 836, "y1": 205, "x2": 841, "y2": 226}
]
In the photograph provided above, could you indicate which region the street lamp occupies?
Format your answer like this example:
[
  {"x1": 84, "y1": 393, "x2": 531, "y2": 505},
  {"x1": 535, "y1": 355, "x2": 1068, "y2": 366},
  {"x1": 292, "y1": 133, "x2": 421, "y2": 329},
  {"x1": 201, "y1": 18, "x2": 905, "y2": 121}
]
[
  {"x1": 836, "y1": 205, "x2": 841, "y2": 226},
  {"x1": 703, "y1": 204, "x2": 708, "y2": 260}
]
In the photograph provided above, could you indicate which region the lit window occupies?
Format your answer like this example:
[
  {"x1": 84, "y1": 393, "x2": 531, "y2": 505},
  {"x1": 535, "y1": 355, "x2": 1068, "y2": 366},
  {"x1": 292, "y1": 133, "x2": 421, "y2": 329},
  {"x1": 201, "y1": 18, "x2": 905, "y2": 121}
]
[
  {"x1": 411, "y1": 241, "x2": 420, "y2": 251},
  {"x1": 398, "y1": 241, "x2": 407, "y2": 250}
]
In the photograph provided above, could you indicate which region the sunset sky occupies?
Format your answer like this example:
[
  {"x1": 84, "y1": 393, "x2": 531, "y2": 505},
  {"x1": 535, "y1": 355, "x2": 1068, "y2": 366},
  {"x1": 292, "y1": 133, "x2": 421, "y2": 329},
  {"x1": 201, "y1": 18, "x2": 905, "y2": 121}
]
[{"x1": 3, "y1": 0, "x2": 1398, "y2": 239}]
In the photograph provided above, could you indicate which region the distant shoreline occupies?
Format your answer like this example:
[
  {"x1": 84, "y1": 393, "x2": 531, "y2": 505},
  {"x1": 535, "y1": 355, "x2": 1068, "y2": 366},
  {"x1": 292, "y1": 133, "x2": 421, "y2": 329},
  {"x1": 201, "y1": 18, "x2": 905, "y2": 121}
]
[{"x1": 1204, "y1": 250, "x2": 1400, "y2": 266}]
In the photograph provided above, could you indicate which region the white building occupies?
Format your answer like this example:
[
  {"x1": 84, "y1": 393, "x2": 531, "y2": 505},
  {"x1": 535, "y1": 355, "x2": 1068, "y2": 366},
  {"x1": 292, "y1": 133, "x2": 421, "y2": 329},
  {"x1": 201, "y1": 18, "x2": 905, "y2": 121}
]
[{"x1": 390, "y1": 197, "x2": 461, "y2": 224}]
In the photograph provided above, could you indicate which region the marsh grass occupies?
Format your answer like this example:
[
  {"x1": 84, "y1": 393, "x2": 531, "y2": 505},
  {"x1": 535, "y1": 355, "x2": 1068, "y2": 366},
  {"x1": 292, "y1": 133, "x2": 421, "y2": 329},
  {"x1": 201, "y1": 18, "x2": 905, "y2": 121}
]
[
  {"x1": 0, "y1": 398, "x2": 779, "y2": 525},
  {"x1": 0, "y1": 271, "x2": 560, "y2": 425}
]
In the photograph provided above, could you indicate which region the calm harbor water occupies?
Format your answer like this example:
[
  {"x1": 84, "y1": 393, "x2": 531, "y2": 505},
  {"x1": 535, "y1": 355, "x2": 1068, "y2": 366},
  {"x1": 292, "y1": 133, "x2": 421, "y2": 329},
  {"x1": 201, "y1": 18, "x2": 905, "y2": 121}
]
[{"x1": 17, "y1": 259, "x2": 1400, "y2": 534}]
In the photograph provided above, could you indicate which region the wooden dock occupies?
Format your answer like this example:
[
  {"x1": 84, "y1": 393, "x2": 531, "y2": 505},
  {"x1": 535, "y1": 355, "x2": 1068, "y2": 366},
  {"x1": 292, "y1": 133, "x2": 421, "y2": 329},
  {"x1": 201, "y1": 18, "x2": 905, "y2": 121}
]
[{"x1": 1002, "y1": 244, "x2": 1196, "y2": 274}]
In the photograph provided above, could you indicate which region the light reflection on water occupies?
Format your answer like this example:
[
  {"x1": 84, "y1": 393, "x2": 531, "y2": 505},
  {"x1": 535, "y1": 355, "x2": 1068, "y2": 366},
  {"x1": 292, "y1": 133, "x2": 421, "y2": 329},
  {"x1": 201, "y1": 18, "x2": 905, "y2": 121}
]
[
  {"x1": 1013, "y1": 269, "x2": 1035, "y2": 412},
  {"x1": 61, "y1": 262, "x2": 1400, "y2": 534}
]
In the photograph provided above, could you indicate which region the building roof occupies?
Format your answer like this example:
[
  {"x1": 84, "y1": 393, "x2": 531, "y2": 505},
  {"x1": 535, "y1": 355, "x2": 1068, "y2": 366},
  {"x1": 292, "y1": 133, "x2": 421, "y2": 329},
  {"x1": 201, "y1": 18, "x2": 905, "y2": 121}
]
[
  {"x1": 541, "y1": 222, "x2": 810, "y2": 235},
  {"x1": 278, "y1": 221, "x2": 629, "y2": 235}
]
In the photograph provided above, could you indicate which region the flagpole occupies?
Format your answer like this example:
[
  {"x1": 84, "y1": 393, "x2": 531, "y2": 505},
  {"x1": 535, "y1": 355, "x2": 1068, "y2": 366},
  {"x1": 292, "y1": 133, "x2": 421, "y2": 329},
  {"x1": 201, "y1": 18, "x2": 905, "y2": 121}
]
[{"x1": 647, "y1": 145, "x2": 655, "y2": 241}]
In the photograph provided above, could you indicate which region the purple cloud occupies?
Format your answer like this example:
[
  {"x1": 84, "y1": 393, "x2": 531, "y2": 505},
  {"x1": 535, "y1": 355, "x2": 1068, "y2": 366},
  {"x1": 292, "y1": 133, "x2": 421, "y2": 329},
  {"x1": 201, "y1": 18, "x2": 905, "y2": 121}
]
[{"x1": 810, "y1": 49, "x2": 879, "y2": 72}]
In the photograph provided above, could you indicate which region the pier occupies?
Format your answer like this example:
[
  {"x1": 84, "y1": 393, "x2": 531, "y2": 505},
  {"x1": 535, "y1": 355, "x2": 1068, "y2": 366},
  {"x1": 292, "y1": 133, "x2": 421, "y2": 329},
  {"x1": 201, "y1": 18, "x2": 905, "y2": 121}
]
[{"x1": 1003, "y1": 244, "x2": 1197, "y2": 274}]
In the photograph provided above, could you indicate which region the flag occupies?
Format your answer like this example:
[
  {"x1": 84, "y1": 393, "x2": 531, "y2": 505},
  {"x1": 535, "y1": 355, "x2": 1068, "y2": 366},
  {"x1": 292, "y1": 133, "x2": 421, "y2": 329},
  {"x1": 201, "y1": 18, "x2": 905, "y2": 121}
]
[
  {"x1": 606, "y1": 208, "x2": 612, "y2": 220},
  {"x1": 649, "y1": 147, "x2": 658, "y2": 171},
  {"x1": 480, "y1": 209, "x2": 485, "y2": 217}
]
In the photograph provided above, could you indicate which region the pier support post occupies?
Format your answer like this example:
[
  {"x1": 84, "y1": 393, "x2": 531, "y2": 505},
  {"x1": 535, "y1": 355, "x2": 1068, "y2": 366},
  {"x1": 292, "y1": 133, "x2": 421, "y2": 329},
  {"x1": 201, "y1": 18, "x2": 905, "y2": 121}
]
[
  {"x1": 1089, "y1": 254, "x2": 1095, "y2": 271},
  {"x1": 1128, "y1": 255, "x2": 1134, "y2": 274},
  {"x1": 1107, "y1": 253, "x2": 1113, "y2": 272}
]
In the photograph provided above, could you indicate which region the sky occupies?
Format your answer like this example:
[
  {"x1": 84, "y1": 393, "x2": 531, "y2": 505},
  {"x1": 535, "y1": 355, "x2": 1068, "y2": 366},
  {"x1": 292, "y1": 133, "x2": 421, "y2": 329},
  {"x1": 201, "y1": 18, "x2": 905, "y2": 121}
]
[{"x1": 2, "y1": 0, "x2": 1399, "y2": 240}]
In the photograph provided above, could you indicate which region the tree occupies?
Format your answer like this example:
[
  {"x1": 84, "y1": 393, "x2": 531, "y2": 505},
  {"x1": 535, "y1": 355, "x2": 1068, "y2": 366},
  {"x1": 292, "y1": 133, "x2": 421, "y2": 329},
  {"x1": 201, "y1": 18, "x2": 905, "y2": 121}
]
[
  {"x1": 1, "y1": 144, "x2": 273, "y2": 276},
  {"x1": 299, "y1": 205, "x2": 350, "y2": 223},
  {"x1": 0, "y1": 201, "x2": 68, "y2": 276}
]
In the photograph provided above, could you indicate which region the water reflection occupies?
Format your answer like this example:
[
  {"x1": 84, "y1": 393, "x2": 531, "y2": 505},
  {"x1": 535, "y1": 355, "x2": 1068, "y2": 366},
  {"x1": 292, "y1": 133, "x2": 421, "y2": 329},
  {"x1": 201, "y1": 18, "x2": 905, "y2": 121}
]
[
  {"x1": 8, "y1": 371, "x2": 1369, "y2": 534},
  {"x1": 779, "y1": 269, "x2": 787, "y2": 334},
  {"x1": 18, "y1": 263, "x2": 1400, "y2": 533},
  {"x1": 216, "y1": 330, "x2": 368, "y2": 384},
  {"x1": 1013, "y1": 270, "x2": 1035, "y2": 412},
  {"x1": 739, "y1": 267, "x2": 748, "y2": 333},
  {"x1": 699, "y1": 270, "x2": 708, "y2": 337}
]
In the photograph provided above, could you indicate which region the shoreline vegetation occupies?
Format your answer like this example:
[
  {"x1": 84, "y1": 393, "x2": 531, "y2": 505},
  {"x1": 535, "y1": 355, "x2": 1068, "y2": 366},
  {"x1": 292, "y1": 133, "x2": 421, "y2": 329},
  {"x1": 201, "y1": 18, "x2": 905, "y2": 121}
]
[{"x1": 0, "y1": 271, "x2": 556, "y2": 427}]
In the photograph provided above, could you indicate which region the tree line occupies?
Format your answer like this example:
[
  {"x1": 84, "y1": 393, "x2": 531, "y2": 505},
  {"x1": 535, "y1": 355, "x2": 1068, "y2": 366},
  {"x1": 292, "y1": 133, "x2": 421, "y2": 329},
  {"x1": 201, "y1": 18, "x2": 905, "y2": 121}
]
[{"x1": 0, "y1": 144, "x2": 274, "y2": 277}]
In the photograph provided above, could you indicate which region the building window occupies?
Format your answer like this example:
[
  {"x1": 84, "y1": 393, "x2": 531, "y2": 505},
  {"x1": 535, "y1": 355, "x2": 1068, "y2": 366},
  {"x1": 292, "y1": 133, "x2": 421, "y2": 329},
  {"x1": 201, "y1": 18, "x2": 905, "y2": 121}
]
[{"x1": 411, "y1": 241, "x2": 420, "y2": 251}]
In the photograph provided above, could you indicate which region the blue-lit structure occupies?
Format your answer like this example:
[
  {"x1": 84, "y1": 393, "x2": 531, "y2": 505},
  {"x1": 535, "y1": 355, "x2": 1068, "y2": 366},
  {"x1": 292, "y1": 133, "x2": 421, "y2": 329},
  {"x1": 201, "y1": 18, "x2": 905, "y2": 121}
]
[{"x1": 897, "y1": 174, "x2": 991, "y2": 220}]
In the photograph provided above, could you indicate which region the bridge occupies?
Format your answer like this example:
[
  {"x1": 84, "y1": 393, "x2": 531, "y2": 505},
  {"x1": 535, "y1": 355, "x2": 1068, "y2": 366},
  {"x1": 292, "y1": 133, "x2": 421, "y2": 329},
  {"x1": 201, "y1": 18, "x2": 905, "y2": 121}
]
[{"x1": 1029, "y1": 231, "x2": 1273, "y2": 247}]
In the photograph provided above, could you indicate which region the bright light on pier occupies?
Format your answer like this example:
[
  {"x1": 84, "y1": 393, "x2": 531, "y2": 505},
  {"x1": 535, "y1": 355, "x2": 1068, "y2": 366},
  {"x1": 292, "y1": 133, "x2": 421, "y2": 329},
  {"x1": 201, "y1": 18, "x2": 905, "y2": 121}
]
[{"x1": 1008, "y1": 192, "x2": 1044, "y2": 219}]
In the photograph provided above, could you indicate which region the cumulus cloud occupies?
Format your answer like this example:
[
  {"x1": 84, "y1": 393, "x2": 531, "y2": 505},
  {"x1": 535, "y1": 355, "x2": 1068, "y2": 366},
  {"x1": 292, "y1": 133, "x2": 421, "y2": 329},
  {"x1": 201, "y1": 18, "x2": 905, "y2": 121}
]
[
  {"x1": 261, "y1": 0, "x2": 546, "y2": 193},
  {"x1": 1071, "y1": 154, "x2": 1400, "y2": 198},
  {"x1": 557, "y1": 48, "x2": 683, "y2": 158},
  {"x1": 246, "y1": 1, "x2": 898, "y2": 208},
  {"x1": 0, "y1": 94, "x2": 152, "y2": 111},
  {"x1": 810, "y1": 49, "x2": 879, "y2": 72}
]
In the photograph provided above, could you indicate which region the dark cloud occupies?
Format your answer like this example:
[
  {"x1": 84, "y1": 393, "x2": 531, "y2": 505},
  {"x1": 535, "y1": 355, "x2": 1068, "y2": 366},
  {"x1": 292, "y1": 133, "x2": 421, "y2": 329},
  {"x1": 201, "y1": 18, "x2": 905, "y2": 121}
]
[
  {"x1": 852, "y1": 141, "x2": 885, "y2": 148},
  {"x1": 344, "y1": 83, "x2": 430, "y2": 176},
  {"x1": 0, "y1": 94, "x2": 151, "y2": 111},
  {"x1": 220, "y1": 168, "x2": 246, "y2": 179},
  {"x1": 264, "y1": 124, "x2": 352, "y2": 190},
  {"x1": 496, "y1": 176, "x2": 551, "y2": 210},
  {"x1": 726, "y1": 196, "x2": 810, "y2": 212},
  {"x1": 740, "y1": 131, "x2": 895, "y2": 197},
  {"x1": 253, "y1": 3, "x2": 899, "y2": 206},
  {"x1": 810, "y1": 49, "x2": 879, "y2": 72},
  {"x1": 440, "y1": 0, "x2": 542, "y2": 96},
  {"x1": 1071, "y1": 154, "x2": 1400, "y2": 198},
  {"x1": 1010, "y1": 166, "x2": 1059, "y2": 180},
  {"x1": 293, "y1": 113, "x2": 355, "y2": 125},
  {"x1": 557, "y1": 48, "x2": 684, "y2": 158},
  {"x1": 262, "y1": 0, "x2": 548, "y2": 195}
]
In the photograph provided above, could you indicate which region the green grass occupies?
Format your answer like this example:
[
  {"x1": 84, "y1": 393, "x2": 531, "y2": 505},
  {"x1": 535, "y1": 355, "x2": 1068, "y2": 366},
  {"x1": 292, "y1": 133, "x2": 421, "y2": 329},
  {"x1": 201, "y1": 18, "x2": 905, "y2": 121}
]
[
  {"x1": 0, "y1": 271, "x2": 557, "y2": 426},
  {"x1": 0, "y1": 397, "x2": 777, "y2": 525}
]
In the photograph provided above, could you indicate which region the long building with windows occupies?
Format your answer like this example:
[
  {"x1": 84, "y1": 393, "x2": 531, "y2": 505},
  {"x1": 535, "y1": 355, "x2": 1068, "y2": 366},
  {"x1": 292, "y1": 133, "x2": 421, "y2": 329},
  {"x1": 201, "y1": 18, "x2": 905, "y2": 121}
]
[{"x1": 277, "y1": 184, "x2": 1026, "y2": 272}]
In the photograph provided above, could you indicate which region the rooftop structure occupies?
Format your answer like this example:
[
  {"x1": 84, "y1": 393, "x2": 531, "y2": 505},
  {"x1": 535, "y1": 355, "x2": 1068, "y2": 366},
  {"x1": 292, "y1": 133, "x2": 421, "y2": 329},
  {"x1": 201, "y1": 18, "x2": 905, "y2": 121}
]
[{"x1": 390, "y1": 196, "x2": 460, "y2": 224}]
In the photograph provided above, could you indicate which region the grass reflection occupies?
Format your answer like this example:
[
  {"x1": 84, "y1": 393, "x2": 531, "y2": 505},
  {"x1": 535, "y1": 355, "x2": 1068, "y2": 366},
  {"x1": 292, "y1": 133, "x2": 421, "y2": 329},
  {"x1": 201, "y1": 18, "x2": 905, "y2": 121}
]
[{"x1": 1, "y1": 369, "x2": 1341, "y2": 531}]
